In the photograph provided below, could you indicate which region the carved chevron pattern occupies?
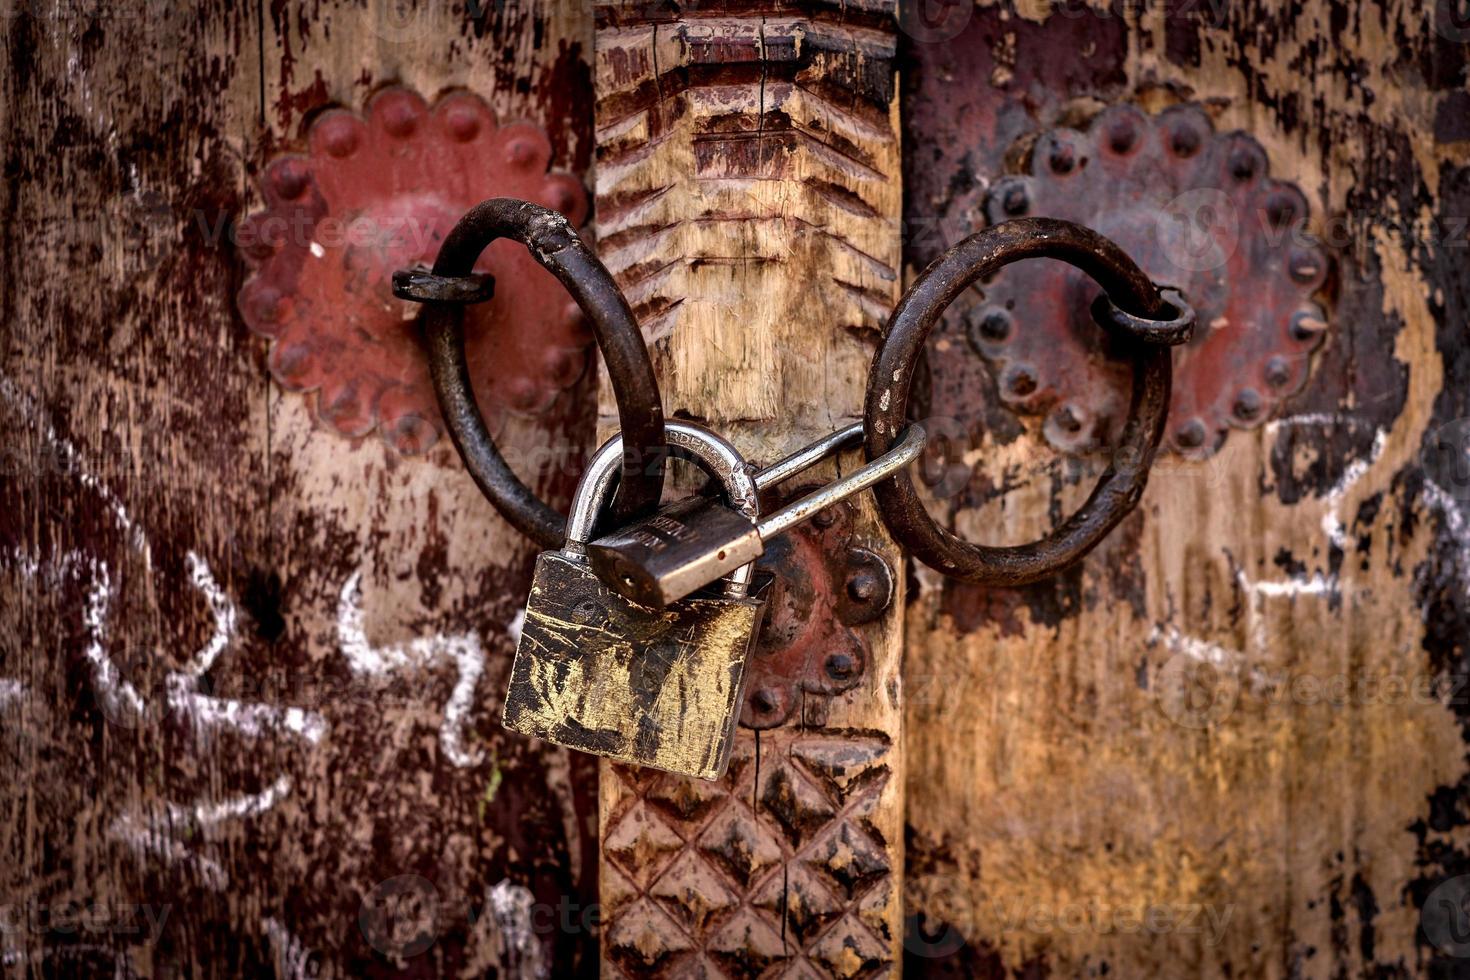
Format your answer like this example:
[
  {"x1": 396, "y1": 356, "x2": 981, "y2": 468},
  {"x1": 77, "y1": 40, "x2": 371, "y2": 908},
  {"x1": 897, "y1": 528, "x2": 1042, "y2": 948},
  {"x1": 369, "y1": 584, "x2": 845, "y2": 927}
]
[
  {"x1": 601, "y1": 729, "x2": 895, "y2": 979},
  {"x1": 592, "y1": 2, "x2": 901, "y2": 423}
]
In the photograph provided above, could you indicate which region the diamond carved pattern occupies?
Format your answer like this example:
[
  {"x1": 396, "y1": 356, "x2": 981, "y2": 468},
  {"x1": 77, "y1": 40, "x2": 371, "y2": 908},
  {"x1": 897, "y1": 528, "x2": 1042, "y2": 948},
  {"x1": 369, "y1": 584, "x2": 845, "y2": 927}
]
[{"x1": 601, "y1": 730, "x2": 895, "y2": 978}]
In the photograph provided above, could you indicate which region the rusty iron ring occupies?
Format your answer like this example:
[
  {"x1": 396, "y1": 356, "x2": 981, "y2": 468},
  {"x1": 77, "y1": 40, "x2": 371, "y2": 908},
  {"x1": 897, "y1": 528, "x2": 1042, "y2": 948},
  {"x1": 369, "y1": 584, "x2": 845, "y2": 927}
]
[
  {"x1": 393, "y1": 269, "x2": 498, "y2": 305},
  {"x1": 864, "y1": 217, "x2": 1190, "y2": 586},
  {"x1": 409, "y1": 198, "x2": 666, "y2": 549},
  {"x1": 1090, "y1": 286, "x2": 1197, "y2": 347}
]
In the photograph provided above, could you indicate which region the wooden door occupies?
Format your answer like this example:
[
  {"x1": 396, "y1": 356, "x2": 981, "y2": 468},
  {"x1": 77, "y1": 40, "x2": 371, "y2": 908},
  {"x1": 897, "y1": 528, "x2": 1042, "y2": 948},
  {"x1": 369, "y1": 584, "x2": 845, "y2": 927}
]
[{"x1": 2, "y1": 2, "x2": 1466, "y2": 978}]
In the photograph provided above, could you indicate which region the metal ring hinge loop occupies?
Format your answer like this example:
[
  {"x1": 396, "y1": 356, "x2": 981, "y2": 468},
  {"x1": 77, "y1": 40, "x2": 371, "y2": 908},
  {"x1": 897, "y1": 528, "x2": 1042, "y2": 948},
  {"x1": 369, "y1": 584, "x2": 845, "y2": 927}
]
[
  {"x1": 393, "y1": 268, "x2": 497, "y2": 305},
  {"x1": 863, "y1": 216, "x2": 1195, "y2": 586},
  {"x1": 408, "y1": 198, "x2": 667, "y2": 551},
  {"x1": 1090, "y1": 286, "x2": 1197, "y2": 347}
]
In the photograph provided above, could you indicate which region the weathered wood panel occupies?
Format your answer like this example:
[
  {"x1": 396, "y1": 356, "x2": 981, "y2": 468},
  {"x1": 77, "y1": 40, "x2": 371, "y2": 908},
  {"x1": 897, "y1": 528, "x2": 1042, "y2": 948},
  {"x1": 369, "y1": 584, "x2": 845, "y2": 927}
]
[
  {"x1": 901, "y1": 3, "x2": 1470, "y2": 977},
  {"x1": 1, "y1": 2, "x2": 600, "y2": 975},
  {"x1": 591, "y1": 1, "x2": 908, "y2": 974}
]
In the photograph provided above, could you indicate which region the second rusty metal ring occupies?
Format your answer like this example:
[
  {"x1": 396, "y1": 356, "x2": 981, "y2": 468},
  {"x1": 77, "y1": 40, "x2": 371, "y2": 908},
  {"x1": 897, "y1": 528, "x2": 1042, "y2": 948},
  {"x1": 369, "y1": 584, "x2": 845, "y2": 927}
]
[
  {"x1": 864, "y1": 217, "x2": 1192, "y2": 586},
  {"x1": 408, "y1": 198, "x2": 667, "y2": 549}
]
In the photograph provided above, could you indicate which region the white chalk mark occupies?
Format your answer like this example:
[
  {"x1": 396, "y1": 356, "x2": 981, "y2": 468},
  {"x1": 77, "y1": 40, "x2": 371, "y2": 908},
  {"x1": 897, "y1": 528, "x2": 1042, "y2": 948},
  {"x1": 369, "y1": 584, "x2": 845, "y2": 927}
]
[
  {"x1": 1266, "y1": 412, "x2": 1364, "y2": 433},
  {"x1": 488, "y1": 879, "x2": 548, "y2": 980},
  {"x1": 0, "y1": 375, "x2": 151, "y2": 568},
  {"x1": 81, "y1": 559, "x2": 147, "y2": 727},
  {"x1": 109, "y1": 777, "x2": 295, "y2": 893},
  {"x1": 166, "y1": 679, "x2": 326, "y2": 745},
  {"x1": 1321, "y1": 429, "x2": 1388, "y2": 550},
  {"x1": 1424, "y1": 479, "x2": 1470, "y2": 605},
  {"x1": 4, "y1": 370, "x2": 324, "y2": 902},
  {"x1": 264, "y1": 916, "x2": 316, "y2": 980},
  {"x1": 182, "y1": 550, "x2": 237, "y2": 677},
  {"x1": 0, "y1": 679, "x2": 27, "y2": 710},
  {"x1": 180, "y1": 775, "x2": 293, "y2": 827},
  {"x1": 108, "y1": 811, "x2": 229, "y2": 891},
  {"x1": 337, "y1": 572, "x2": 486, "y2": 767},
  {"x1": 1150, "y1": 624, "x2": 1242, "y2": 669},
  {"x1": 1149, "y1": 624, "x2": 1272, "y2": 693},
  {"x1": 1245, "y1": 574, "x2": 1338, "y2": 598}
]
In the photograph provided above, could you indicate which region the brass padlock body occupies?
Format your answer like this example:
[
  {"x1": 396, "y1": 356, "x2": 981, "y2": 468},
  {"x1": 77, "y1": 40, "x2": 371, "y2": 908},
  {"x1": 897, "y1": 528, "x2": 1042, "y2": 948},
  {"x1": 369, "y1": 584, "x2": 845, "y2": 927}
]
[{"x1": 504, "y1": 552, "x2": 767, "y2": 780}]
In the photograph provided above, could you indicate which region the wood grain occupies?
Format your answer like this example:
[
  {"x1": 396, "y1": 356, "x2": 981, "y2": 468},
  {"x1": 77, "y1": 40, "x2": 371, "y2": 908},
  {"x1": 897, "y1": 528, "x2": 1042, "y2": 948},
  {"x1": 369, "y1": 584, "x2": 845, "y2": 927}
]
[
  {"x1": 1, "y1": 3, "x2": 601, "y2": 975},
  {"x1": 901, "y1": 3, "x2": 1470, "y2": 977}
]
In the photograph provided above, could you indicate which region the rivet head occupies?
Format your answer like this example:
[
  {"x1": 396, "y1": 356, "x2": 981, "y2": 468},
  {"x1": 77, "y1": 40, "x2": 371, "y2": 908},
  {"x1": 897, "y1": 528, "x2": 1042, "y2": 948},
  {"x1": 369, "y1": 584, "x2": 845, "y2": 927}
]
[
  {"x1": 387, "y1": 414, "x2": 436, "y2": 455},
  {"x1": 1054, "y1": 403, "x2": 1084, "y2": 434},
  {"x1": 444, "y1": 103, "x2": 481, "y2": 142},
  {"x1": 1176, "y1": 419, "x2": 1207, "y2": 449},
  {"x1": 1290, "y1": 310, "x2": 1328, "y2": 342},
  {"x1": 968, "y1": 308, "x2": 1012, "y2": 348},
  {"x1": 506, "y1": 137, "x2": 537, "y2": 168},
  {"x1": 253, "y1": 286, "x2": 284, "y2": 324},
  {"x1": 381, "y1": 98, "x2": 420, "y2": 138},
  {"x1": 812, "y1": 507, "x2": 839, "y2": 530},
  {"x1": 1265, "y1": 190, "x2": 1301, "y2": 229},
  {"x1": 825, "y1": 653, "x2": 856, "y2": 681},
  {"x1": 846, "y1": 569, "x2": 881, "y2": 603},
  {"x1": 270, "y1": 160, "x2": 309, "y2": 200},
  {"x1": 544, "y1": 347, "x2": 585, "y2": 388},
  {"x1": 1003, "y1": 365, "x2": 1038, "y2": 399},
  {"x1": 545, "y1": 181, "x2": 577, "y2": 216},
  {"x1": 1229, "y1": 146, "x2": 1260, "y2": 182},
  {"x1": 751, "y1": 688, "x2": 780, "y2": 713},
  {"x1": 507, "y1": 377, "x2": 540, "y2": 412},
  {"x1": 1048, "y1": 143, "x2": 1076, "y2": 174},
  {"x1": 1233, "y1": 388, "x2": 1264, "y2": 421},
  {"x1": 1287, "y1": 247, "x2": 1322, "y2": 285},
  {"x1": 318, "y1": 117, "x2": 360, "y2": 158},
  {"x1": 1170, "y1": 125, "x2": 1201, "y2": 157},
  {"x1": 1107, "y1": 119, "x2": 1137, "y2": 154},
  {"x1": 1265, "y1": 356, "x2": 1292, "y2": 388},
  {"x1": 1002, "y1": 183, "x2": 1030, "y2": 216}
]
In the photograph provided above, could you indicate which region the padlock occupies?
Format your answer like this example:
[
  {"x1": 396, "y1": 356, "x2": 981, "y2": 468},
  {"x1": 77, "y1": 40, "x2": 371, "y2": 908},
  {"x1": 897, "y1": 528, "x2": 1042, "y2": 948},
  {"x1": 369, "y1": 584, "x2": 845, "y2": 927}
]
[
  {"x1": 502, "y1": 421, "x2": 768, "y2": 780},
  {"x1": 587, "y1": 422, "x2": 926, "y2": 608}
]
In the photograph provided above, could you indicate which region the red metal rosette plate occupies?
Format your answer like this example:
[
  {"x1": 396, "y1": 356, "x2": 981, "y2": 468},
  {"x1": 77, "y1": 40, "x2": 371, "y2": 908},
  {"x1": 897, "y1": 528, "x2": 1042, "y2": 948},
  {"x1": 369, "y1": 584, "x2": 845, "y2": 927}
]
[
  {"x1": 236, "y1": 87, "x2": 590, "y2": 454},
  {"x1": 967, "y1": 104, "x2": 1329, "y2": 457}
]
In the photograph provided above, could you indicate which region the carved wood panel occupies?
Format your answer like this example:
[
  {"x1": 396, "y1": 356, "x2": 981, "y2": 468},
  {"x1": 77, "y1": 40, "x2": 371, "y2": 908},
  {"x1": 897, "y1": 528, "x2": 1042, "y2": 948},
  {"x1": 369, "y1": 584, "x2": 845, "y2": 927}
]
[{"x1": 591, "y1": 1, "x2": 906, "y2": 974}]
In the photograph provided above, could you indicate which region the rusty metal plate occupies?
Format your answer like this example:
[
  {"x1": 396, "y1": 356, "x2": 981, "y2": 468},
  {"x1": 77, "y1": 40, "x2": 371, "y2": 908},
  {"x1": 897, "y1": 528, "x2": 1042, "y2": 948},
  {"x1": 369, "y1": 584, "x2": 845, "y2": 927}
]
[
  {"x1": 236, "y1": 87, "x2": 590, "y2": 454},
  {"x1": 742, "y1": 492, "x2": 894, "y2": 730},
  {"x1": 967, "y1": 103, "x2": 1329, "y2": 457}
]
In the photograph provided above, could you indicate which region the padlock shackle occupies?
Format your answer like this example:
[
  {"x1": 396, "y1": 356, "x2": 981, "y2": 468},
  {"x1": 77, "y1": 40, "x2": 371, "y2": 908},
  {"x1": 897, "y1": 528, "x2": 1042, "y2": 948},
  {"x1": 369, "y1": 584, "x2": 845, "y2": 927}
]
[
  {"x1": 565, "y1": 421, "x2": 759, "y2": 596},
  {"x1": 753, "y1": 422, "x2": 865, "y2": 492},
  {"x1": 756, "y1": 424, "x2": 927, "y2": 540}
]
